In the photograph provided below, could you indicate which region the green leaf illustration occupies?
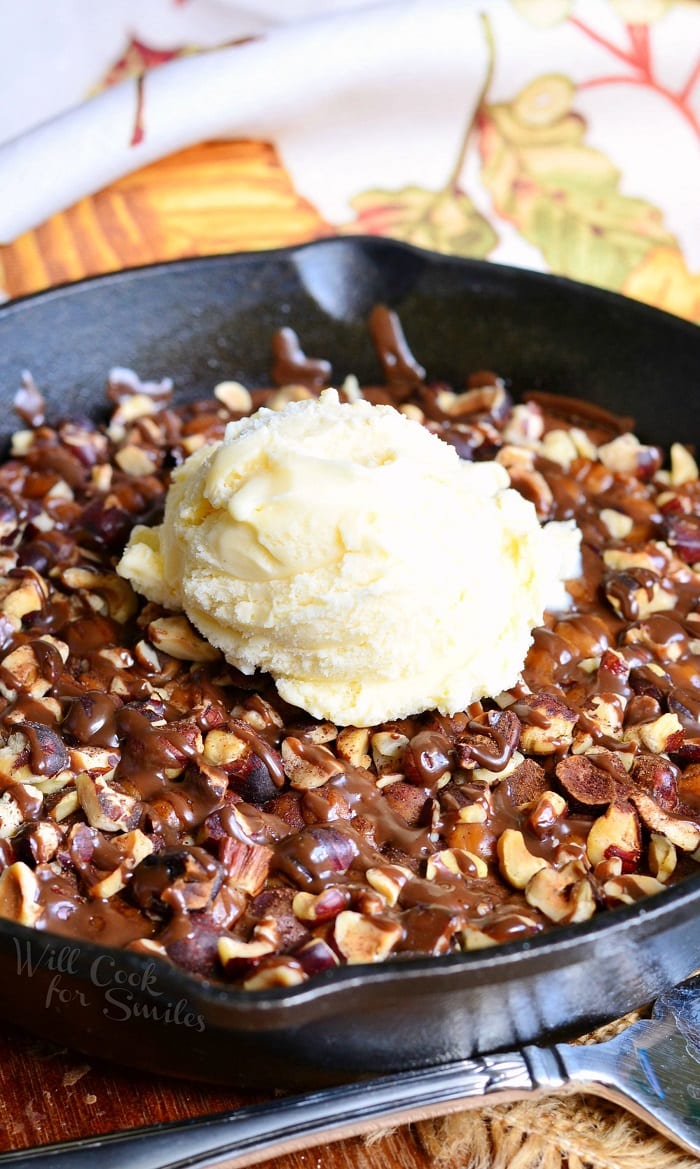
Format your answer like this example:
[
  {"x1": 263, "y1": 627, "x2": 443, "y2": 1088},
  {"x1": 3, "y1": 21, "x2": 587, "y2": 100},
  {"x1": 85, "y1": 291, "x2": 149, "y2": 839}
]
[
  {"x1": 480, "y1": 75, "x2": 676, "y2": 290},
  {"x1": 343, "y1": 186, "x2": 498, "y2": 259}
]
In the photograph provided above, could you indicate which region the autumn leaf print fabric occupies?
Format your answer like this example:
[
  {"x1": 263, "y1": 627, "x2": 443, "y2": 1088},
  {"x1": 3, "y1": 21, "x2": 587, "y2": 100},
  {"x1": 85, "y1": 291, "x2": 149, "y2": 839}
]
[{"x1": 0, "y1": 0, "x2": 697, "y2": 320}]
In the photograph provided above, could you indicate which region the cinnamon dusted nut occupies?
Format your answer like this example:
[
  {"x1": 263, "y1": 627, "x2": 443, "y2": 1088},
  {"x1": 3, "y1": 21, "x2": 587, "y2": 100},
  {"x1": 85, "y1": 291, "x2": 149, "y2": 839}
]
[
  {"x1": 498, "y1": 829, "x2": 549, "y2": 890},
  {"x1": 525, "y1": 862, "x2": 595, "y2": 924},
  {"x1": 334, "y1": 910, "x2": 403, "y2": 965},
  {"x1": 586, "y1": 801, "x2": 641, "y2": 872},
  {"x1": 147, "y1": 615, "x2": 220, "y2": 662},
  {"x1": 502, "y1": 758, "x2": 548, "y2": 808},
  {"x1": 281, "y1": 737, "x2": 344, "y2": 790},
  {"x1": 336, "y1": 726, "x2": 371, "y2": 769},
  {"x1": 631, "y1": 754, "x2": 679, "y2": 812},
  {"x1": 556, "y1": 753, "x2": 624, "y2": 807},
  {"x1": 0, "y1": 861, "x2": 41, "y2": 926},
  {"x1": 75, "y1": 773, "x2": 142, "y2": 833},
  {"x1": 298, "y1": 722, "x2": 338, "y2": 746},
  {"x1": 629, "y1": 790, "x2": 700, "y2": 852}
]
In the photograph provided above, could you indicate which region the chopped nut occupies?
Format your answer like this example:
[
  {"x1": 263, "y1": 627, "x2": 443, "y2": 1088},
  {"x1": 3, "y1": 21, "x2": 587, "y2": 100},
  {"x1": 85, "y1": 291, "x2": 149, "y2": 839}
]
[
  {"x1": 371, "y1": 731, "x2": 409, "y2": 777},
  {"x1": 218, "y1": 935, "x2": 276, "y2": 965},
  {"x1": 89, "y1": 829, "x2": 154, "y2": 899},
  {"x1": 115, "y1": 445, "x2": 158, "y2": 477},
  {"x1": 459, "y1": 926, "x2": 498, "y2": 951},
  {"x1": 336, "y1": 727, "x2": 371, "y2": 769},
  {"x1": 51, "y1": 790, "x2": 80, "y2": 822},
  {"x1": 669, "y1": 443, "x2": 699, "y2": 486},
  {"x1": 214, "y1": 381, "x2": 253, "y2": 414},
  {"x1": 243, "y1": 960, "x2": 306, "y2": 990},
  {"x1": 540, "y1": 428, "x2": 579, "y2": 470},
  {"x1": 220, "y1": 840, "x2": 273, "y2": 897},
  {"x1": 292, "y1": 887, "x2": 350, "y2": 923},
  {"x1": 603, "y1": 874, "x2": 667, "y2": 905},
  {"x1": 586, "y1": 801, "x2": 641, "y2": 872},
  {"x1": 334, "y1": 910, "x2": 403, "y2": 964},
  {"x1": 528, "y1": 791, "x2": 568, "y2": 836},
  {"x1": 598, "y1": 433, "x2": 661, "y2": 477},
  {"x1": 267, "y1": 385, "x2": 315, "y2": 411},
  {"x1": 0, "y1": 791, "x2": 25, "y2": 839},
  {"x1": 203, "y1": 729, "x2": 248, "y2": 767},
  {"x1": 622, "y1": 712, "x2": 684, "y2": 754},
  {"x1": 75, "y1": 773, "x2": 141, "y2": 833},
  {"x1": 0, "y1": 861, "x2": 41, "y2": 926},
  {"x1": 498, "y1": 829, "x2": 549, "y2": 890},
  {"x1": 649, "y1": 833, "x2": 677, "y2": 883},
  {"x1": 518, "y1": 694, "x2": 578, "y2": 755},
  {"x1": 148, "y1": 615, "x2": 219, "y2": 662},
  {"x1": 629, "y1": 790, "x2": 700, "y2": 852},
  {"x1": 599, "y1": 509, "x2": 634, "y2": 540},
  {"x1": 61, "y1": 566, "x2": 137, "y2": 624},
  {"x1": 426, "y1": 847, "x2": 488, "y2": 881},
  {"x1": 525, "y1": 862, "x2": 595, "y2": 924},
  {"x1": 281, "y1": 738, "x2": 344, "y2": 790},
  {"x1": 366, "y1": 864, "x2": 413, "y2": 907}
]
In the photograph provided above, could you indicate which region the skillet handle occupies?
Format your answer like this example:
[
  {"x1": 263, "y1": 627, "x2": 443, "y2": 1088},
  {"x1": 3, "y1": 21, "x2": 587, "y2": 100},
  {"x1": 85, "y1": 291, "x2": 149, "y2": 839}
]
[{"x1": 0, "y1": 1052, "x2": 539, "y2": 1169}]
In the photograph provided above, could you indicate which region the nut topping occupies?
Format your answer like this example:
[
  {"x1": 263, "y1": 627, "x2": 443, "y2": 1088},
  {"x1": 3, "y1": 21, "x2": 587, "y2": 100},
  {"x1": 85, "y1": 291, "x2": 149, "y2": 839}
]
[{"x1": 0, "y1": 323, "x2": 699, "y2": 988}]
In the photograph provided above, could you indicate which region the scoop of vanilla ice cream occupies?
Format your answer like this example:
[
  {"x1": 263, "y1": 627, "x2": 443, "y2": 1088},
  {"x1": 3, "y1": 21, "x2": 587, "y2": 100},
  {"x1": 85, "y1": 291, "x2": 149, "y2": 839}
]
[{"x1": 118, "y1": 389, "x2": 579, "y2": 726}]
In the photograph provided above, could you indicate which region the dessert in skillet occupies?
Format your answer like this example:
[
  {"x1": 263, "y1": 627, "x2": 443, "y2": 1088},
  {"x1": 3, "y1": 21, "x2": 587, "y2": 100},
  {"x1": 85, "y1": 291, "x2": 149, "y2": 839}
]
[{"x1": 0, "y1": 307, "x2": 699, "y2": 989}]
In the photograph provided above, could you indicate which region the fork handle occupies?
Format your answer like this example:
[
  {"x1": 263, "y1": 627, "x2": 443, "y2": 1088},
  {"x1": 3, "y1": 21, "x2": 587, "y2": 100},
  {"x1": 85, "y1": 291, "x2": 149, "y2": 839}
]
[{"x1": 0, "y1": 1052, "x2": 541, "y2": 1169}]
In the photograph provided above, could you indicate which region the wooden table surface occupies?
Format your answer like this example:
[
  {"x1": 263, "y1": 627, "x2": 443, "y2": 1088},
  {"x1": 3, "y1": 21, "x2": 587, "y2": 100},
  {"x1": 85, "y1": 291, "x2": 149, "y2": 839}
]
[{"x1": 0, "y1": 139, "x2": 437, "y2": 1169}]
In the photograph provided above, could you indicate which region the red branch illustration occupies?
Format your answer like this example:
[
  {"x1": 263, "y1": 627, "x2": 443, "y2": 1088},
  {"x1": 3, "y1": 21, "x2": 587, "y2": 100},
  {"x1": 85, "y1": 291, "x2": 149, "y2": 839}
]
[{"x1": 571, "y1": 17, "x2": 699, "y2": 139}]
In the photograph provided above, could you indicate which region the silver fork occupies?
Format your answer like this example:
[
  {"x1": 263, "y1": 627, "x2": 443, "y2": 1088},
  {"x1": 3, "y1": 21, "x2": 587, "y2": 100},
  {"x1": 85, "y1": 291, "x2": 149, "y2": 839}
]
[{"x1": 2, "y1": 973, "x2": 700, "y2": 1169}]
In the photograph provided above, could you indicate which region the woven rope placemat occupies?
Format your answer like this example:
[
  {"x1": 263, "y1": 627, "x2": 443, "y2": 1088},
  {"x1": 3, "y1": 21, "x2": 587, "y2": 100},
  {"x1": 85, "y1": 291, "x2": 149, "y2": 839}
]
[{"x1": 415, "y1": 1008, "x2": 700, "y2": 1169}]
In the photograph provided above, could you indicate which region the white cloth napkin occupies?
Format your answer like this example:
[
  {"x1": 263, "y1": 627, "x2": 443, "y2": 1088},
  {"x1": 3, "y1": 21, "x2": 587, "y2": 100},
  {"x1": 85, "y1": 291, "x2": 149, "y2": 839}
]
[{"x1": 1, "y1": 0, "x2": 698, "y2": 318}]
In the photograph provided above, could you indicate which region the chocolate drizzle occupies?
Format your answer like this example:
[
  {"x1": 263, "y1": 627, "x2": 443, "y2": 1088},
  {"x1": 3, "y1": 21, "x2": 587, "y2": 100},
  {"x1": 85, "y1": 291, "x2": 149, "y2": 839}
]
[{"x1": 0, "y1": 321, "x2": 698, "y2": 988}]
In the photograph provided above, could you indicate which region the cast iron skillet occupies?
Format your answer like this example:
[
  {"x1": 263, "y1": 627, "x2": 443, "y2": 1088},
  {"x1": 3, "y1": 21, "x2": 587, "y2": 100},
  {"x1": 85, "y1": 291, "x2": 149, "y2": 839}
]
[{"x1": 0, "y1": 237, "x2": 699, "y2": 1090}]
